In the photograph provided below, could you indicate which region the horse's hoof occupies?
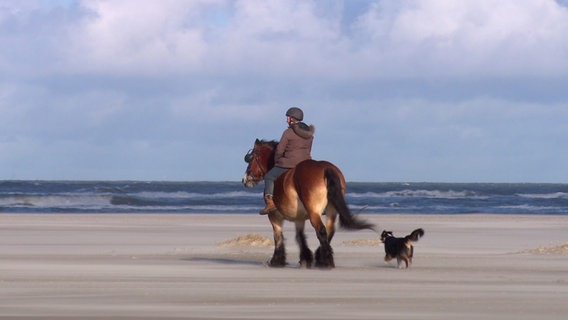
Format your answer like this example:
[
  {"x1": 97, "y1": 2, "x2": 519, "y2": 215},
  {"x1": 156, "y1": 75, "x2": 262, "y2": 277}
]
[
  {"x1": 314, "y1": 260, "x2": 335, "y2": 269},
  {"x1": 269, "y1": 263, "x2": 287, "y2": 268},
  {"x1": 315, "y1": 246, "x2": 335, "y2": 269},
  {"x1": 314, "y1": 263, "x2": 334, "y2": 269},
  {"x1": 268, "y1": 259, "x2": 287, "y2": 268}
]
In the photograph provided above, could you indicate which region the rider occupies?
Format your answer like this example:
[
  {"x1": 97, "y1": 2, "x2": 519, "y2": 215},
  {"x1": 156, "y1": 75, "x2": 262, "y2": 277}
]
[{"x1": 260, "y1": 107, "x2": 315, "y2": 215}]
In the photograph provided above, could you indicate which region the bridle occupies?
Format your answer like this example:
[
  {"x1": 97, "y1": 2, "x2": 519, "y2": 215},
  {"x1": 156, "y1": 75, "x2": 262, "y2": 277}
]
[{"x1": 244, "y1": 148, "x2": 267, "y2": 181}]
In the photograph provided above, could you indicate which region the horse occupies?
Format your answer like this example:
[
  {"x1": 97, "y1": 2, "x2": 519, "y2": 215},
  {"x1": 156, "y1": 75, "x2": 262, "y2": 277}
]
[{"x1": 242, "y1": 139, "x2": 375, "y2": 268}]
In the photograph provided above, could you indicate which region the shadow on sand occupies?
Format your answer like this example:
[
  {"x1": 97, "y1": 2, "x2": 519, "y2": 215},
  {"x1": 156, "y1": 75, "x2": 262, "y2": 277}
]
[{"x1": 183, "y1": 256, "x2": 267, "y2": 267}]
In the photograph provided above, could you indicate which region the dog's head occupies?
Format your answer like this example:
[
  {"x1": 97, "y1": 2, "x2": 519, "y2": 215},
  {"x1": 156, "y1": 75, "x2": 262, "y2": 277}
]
[{"x1": 380, "y1": 230, "x2": 393, "y2": 243}]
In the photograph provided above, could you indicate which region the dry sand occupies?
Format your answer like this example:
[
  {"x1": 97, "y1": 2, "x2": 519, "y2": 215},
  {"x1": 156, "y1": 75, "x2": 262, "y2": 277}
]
[{"x1": 0, "y1": 213, "x2": 567, "y2": 319}]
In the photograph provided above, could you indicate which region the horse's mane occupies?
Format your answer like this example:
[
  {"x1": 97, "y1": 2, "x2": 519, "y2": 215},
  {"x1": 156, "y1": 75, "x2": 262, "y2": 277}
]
[{"x1": 259, "y1": 139, "x2": 278, "y2": 149}]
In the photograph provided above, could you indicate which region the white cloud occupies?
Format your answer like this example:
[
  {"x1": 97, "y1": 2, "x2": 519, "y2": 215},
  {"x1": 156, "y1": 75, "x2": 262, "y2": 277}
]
[
  {"x1": 4, "y1": 0, "x2": 568, "y2": 79},
  {"x1": 353, "y1": 0, "x2": 568, "y2": 77},
  {"x1": 63, "y1": 0, "x2": 219, "y2": 75}
]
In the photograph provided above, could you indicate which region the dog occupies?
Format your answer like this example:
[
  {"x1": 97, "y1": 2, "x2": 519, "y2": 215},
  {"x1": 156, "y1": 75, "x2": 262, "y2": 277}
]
[{"x1": 380, "y1": 228, "x2": 424, "y2": 269}]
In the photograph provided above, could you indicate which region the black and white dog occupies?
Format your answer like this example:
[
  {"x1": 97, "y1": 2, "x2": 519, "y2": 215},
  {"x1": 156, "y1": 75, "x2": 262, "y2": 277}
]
[{"x1": 380, "y1": 228, "x2": 424, "y2": 268}]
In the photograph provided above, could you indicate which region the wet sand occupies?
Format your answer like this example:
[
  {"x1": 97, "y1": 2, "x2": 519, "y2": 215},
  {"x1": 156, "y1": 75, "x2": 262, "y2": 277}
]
[{"x1": 1, "y1": 214, "x2": 567, "y2": 319}]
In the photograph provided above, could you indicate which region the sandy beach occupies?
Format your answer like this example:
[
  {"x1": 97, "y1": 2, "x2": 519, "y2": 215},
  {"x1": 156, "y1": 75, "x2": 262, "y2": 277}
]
[{"x1": 0, "y1": 213, "x2": 567, "y2": 319}]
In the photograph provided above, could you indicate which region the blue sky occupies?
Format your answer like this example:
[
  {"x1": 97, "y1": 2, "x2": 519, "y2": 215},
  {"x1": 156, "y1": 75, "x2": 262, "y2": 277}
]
[{"x1": 1, "y1": 0, "x2": 568, "y2": 183}]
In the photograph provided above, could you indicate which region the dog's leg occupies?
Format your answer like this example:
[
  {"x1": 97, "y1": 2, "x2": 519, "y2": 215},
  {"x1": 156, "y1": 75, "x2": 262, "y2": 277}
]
[{"x1": 400, "y1": 256, "x2": 410, "y2": 269}]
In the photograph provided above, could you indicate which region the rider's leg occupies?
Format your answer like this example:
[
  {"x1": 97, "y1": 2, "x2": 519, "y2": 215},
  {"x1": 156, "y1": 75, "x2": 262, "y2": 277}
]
[{"x1": 260, "y1": 167, "x2": 288, "y2": 215}]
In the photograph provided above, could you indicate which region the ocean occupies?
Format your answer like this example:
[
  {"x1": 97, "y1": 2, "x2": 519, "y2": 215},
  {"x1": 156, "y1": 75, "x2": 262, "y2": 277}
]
[{"x1": 1, "y1": 181, "x2": 567, "y2": 215}]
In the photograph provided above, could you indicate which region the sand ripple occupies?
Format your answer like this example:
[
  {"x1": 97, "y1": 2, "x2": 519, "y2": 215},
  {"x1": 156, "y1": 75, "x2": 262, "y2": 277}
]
[
  {"x1": 219, "y1": 233, "x2": 274, "y2": 247},
  {"x1": 521, "y1": 241, "x2": 568, "y2": 255},
  {"x1": 342, "y1": 239, "x2": 381, "y2": 246}
]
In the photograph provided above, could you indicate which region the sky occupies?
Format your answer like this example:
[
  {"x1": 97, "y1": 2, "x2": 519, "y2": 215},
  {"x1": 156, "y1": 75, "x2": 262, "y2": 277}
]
[{"x1": 1, "y1": 0, "x2": 568, "y2": 183}]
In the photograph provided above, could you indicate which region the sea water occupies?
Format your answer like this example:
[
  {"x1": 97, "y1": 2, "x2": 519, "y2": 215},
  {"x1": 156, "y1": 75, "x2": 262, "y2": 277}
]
[{"x1": 1, "y1": 181, "x2": 567, "y2": 215}]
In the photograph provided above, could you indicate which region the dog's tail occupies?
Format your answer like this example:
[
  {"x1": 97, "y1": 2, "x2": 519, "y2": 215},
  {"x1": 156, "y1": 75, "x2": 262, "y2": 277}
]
[{"x1": 405, "y1": 228, "x2": 425, "y2": 242}]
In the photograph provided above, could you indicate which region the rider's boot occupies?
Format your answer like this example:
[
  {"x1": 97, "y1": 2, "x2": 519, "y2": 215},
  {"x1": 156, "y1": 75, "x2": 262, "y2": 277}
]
[{"x1": 259, "y1": 194, "x2": 276, "y2": 215}]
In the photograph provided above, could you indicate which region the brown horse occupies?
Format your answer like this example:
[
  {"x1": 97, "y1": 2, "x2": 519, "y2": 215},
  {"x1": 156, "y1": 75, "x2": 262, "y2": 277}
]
[{"x1": 242, "y1": 139, "x2": 375, "y2": 268}]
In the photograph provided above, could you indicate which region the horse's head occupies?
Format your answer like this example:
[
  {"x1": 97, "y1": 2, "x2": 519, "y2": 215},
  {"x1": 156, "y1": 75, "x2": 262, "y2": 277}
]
[{"x1": 242, "y1": 139, "x2": 277, "y2": 188}]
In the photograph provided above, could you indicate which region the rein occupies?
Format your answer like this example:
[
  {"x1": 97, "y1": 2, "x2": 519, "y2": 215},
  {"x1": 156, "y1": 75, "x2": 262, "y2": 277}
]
[{"x1": 244, "y1": 148, "x2": 268, "y2": 180}]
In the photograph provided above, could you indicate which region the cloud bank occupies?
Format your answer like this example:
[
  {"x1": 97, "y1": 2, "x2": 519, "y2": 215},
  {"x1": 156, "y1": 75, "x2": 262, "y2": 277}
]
[{"x1": 1, "y1": 0, "x2": 568, "y2": 182}]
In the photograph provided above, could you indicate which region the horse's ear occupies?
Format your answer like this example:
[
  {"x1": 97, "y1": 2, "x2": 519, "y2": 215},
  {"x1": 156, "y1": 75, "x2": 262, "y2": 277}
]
[{"x1": 255, "y1": 138, "x2": 260, "y2": 145}]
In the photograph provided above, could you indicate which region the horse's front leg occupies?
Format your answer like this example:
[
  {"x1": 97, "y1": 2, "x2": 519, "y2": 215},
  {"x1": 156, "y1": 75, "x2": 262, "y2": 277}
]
[
  {"x1": 268, "y1": 214, "x2": 286, "y2": 267},
  {"x1": 295, "y1": 220, "x2": 313, "y2": 268}
]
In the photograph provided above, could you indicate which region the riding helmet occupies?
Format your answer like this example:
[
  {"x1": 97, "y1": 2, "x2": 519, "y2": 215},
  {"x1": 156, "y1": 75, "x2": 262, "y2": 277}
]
[{"x1": 286, "y1": 107, "x2": 304, "y2": 121}]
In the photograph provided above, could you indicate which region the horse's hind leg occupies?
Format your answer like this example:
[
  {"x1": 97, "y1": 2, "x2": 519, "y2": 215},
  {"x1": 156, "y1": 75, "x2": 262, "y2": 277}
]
[
  {"x1": 295, "y1": 221, "x2": 313, "y2": 268},
  {"x1": 268, "y1": 215, "x2": 286, "y2": 267},
  {"x1": 324, "y1": 207, "x2": 338, "y2": 243},
  {"x1": 310, "y1": 216, "x2": 334, "y2": 268}
]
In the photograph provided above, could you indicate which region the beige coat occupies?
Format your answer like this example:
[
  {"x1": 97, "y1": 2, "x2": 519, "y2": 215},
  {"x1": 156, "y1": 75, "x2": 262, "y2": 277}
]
[{"x1": 275, "y1": 123, "x2": 315, "y2": 168}]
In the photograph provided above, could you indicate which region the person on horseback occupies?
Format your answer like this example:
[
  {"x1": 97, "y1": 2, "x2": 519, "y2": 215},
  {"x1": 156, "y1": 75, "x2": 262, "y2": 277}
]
[{"x1": 260, "y1": 107, "x2": 316, "y2": 215}]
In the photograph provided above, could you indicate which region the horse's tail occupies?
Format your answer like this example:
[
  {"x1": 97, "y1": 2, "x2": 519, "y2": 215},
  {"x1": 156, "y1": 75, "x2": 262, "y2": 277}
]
[{"x1": 324, "y1": 168, "x2": 375, "y2": 231}]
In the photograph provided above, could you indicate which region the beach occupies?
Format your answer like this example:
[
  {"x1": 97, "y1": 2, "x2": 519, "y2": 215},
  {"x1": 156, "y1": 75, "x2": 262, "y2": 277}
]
[{"x1": 0, "y1": 214, "x2": 567, "y2": 319}]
